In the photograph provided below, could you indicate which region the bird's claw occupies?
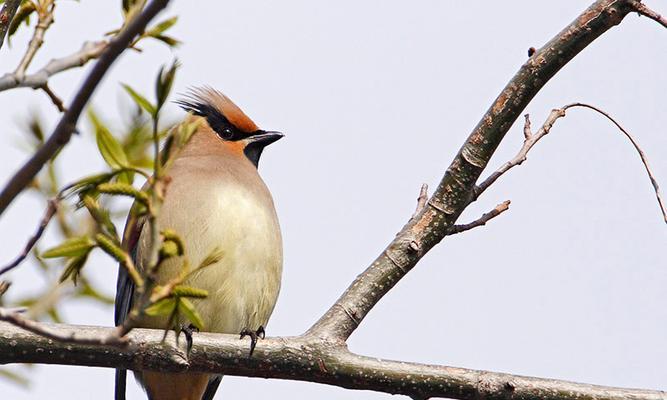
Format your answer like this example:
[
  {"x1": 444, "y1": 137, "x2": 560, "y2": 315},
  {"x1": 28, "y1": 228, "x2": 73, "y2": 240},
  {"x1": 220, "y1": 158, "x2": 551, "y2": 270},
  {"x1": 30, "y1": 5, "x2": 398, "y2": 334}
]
[
  {"x1": 239, "y1": 325, "x2": 265, "y2": 356},
  {"x1": 178, "y1": 323, "x2": 199, "y2": 354}
]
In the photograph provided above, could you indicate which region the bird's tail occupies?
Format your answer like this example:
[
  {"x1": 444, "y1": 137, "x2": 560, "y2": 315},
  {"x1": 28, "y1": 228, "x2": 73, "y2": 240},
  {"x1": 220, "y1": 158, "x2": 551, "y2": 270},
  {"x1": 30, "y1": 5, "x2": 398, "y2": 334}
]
[{"x1": 115, "y1": 369, "x2": 127, "y2": 400}]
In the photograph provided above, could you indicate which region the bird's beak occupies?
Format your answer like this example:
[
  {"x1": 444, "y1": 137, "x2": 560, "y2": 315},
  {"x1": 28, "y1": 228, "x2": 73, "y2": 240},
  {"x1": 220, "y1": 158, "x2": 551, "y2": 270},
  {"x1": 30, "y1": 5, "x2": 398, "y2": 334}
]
[{"x1": 249, "y1": 131, "x2": 284, "y2": 147}]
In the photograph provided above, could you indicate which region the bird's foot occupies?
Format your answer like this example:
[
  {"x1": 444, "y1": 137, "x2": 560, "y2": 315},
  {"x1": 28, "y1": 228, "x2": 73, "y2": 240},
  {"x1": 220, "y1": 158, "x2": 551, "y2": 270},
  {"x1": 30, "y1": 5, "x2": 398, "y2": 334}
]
[
  {"x1": 177, "y1": 323, "x2": 199, "y2": 354},
  {"x1": 239, "y1": 326, "x2": 265, "y2": 356}
]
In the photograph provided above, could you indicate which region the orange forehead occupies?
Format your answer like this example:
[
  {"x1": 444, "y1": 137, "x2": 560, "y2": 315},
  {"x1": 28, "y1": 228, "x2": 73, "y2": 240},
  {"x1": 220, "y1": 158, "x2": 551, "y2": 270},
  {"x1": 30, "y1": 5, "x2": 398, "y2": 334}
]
[
  {"x1": 202, "y1": 88, "x2": 258, "y2": 133},
  {"x1": 220, "y1": 100, "x2": 259, "y2": 133}
]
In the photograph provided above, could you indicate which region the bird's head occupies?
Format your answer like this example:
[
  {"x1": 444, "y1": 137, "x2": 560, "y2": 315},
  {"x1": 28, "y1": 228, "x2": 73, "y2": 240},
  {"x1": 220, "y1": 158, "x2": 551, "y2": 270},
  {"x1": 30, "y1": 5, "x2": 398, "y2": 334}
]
[{"x1": 175, "y1": 87, "x2": 283, "y2": 167}]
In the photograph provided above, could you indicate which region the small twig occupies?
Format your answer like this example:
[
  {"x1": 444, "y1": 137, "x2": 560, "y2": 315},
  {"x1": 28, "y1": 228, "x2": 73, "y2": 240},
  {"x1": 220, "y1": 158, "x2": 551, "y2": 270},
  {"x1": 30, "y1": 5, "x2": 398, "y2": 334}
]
[
  {"x1": 14, "y1": 0, "x2": 55, "y2": 79},
  {"x1": 0, "y1": 198, "x2": 58, "y2": 277},
  {"x1": 563, "y1": 102, "x2": 667, "y2": 224},
  {"x1": 411, "y1": 183, "x2": 429, "y2": 218},
  {"x1": 0, "y1": 0, "x2": 21, "y2": 50},
  {"x1": 632, "y1": 1, "x2": 667, "y2": 29},
  {"x1": 0, "y1": 307, "x2": 128, "y2": 346},
  {"x1": 0, "y1": 40, "x2": 108, "y2": 91},
  {"x1": 474, "y1": 109, "x2": 567, "y2": 199},
  {"x1": 448, "y1": 200, "x2": 511, "y2": 235},
  {"x1": 40, "y1": 83, "x2": 67, "y2": 112}
]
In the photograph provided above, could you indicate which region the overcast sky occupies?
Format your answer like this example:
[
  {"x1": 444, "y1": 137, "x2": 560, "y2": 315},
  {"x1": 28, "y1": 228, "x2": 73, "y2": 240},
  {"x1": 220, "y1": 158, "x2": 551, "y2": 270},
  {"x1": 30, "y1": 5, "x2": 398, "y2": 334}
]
[{"x1": 1, "y1": 1, "x2": 665, "y2": 399}]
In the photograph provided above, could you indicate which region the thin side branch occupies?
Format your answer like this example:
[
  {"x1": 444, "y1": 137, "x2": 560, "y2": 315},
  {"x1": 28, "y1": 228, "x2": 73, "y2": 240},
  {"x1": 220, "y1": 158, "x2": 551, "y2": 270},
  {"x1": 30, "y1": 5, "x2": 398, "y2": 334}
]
[
  {"x1": 564, "y1": 102, "x2": 667, "y2": 223},
  {"x1": 411, "y1": 183, "x2": 429, "y2": 218},
  {"x1": 448, "y1": 200, "x2": 511, "y2": 235},
  {"x1": 0, "y1": 0, "x2": 21, "y2": 50},
  {"x1": 14, "y1": 0, "x2": 55, "y2": 79},
  {"x1": 0, "y1": 40, "x2": 108, "y2": 91},
  {"x1": 40, "y1": 83, "x2": 66, "y2": 112},
  {"x1": 632, "y1": 1, "x2": 667, "y2": 28},
  {"x1": 0, "y1": 198, "x2": 58, "y2": 276},
  {"x1": 0, "y1": 0, "x2": 171, "y2": 217},
  {"x1": 474, "y1": 110, "x2": 566, "y2": 199},
  {"x1": 1, "y1": 322, "x2": 665, "y2": 400}
]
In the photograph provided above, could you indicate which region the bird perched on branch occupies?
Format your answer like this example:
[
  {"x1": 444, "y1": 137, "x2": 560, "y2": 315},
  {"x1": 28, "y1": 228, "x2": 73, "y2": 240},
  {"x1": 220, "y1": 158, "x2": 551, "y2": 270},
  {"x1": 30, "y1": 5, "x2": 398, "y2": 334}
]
[{"x1": 114, "y1": 87, "x2": 284, "y2": 400}]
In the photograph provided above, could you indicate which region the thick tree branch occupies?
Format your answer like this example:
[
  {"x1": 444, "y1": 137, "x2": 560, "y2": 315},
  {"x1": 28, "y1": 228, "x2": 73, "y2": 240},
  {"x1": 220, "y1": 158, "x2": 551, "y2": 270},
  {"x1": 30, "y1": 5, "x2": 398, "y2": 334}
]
[
  {"x1": 1, "y1": 322, "x2": 665, "y2": 400},
  {"x1": 0, "y1": 0, "x2": 171, "y2": 217},
  {"x1": 0, "y1": 0, "x2": 21, "y2": 50},
  {"x1": 0, "y1": 312, "x2": 126, "y2": 346},
  {"x1": 307, "y1": 0, "x2": 639, "y2": 343}
]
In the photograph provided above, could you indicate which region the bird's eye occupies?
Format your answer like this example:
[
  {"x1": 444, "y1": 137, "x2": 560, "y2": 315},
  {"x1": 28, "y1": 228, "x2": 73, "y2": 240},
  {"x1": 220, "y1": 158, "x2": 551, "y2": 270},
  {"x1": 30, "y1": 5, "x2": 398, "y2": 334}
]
[{"x1": 221, "y1": 128, "x2": 234, "y2": 139}]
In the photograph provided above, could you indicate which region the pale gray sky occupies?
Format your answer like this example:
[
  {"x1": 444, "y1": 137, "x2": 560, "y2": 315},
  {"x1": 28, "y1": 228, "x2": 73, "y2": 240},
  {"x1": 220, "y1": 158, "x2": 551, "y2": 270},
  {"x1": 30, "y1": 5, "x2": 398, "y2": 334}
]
[{"x1": 0, "y1": 1, "x2": 665, "y2": 399}]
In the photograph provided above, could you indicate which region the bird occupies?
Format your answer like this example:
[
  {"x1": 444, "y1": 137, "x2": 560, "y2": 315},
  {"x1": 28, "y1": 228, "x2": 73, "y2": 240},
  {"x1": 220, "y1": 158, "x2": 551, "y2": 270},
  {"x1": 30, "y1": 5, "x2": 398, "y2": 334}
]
[{"x1": 114, "y1": 87, "x2": 284, "y2": 400}]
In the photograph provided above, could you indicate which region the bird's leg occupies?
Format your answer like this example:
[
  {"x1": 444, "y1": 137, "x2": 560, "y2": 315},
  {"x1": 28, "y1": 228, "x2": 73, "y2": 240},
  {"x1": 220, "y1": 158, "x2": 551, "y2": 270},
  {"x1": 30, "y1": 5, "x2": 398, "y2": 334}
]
[{"x1": 239, "y1": 325, "x2": 265, "y2": 356}]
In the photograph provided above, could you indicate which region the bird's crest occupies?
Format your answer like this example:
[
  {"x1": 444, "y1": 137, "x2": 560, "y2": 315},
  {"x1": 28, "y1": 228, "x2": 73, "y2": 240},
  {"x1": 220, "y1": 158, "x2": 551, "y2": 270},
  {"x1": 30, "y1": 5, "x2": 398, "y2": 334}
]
[{"x1": 175, "y1": 86, "x2": 259, "y2": 133}]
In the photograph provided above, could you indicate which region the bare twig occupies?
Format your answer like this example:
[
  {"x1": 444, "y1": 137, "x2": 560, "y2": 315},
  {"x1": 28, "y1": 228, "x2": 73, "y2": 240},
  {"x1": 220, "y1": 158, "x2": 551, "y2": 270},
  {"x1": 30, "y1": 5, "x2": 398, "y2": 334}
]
[
  {"x1": 563, "y1": 102, "x2": 667, "y2": 224},
  {"x1": 0, "y1": 0, "x2": 171, "y2": 217},
  {"x1": 0, "y1": 0, "x2": 21, "y2": 50},
  {"x1": 632, "y1": 1, "x2": 667, "y2": 28},
  {"x1": 448, "y1": 200, "x2": 511, "y2": 235},
  {"x1": 0, "y1": 40, "x2": 108, "y2": 91},
  {"x1": 14, "y1": 0, "x2": 55, "y2": 79},
  {"x1": 0, "y1": 310, "x2": 128, "y2": 346},
  {"x1": 474, "y1": 103, "x2": 666, "y2": 224},
  {"x1": 411, "y1": 183, "x2": 429, "y2": 218},
  {"x1": 474, "y1": 110, "x2": 566, "y2": 200},
  {"x1": 40, "y1": 83, "x2": 66, "y2": 112},
  {"x1": 0, "y1": 198, "x2": 58, "y2": 277}
]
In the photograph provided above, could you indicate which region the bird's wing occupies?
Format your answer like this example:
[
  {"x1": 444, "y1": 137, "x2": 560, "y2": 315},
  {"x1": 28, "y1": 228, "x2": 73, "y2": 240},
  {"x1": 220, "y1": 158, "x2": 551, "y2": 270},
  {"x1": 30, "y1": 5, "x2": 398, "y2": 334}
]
[
  {"x1": 114, "y1": 212, "x2": 145, "y2": 400},
  {"x1": 202, "y1": 375, "x2": 223, "y2": 400}
]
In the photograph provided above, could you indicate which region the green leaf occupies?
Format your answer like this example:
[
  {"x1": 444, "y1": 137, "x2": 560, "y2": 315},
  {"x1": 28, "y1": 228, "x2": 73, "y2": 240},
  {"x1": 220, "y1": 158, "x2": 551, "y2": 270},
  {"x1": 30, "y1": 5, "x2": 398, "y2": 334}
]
[
  {"x1": 63, "y1": 172, "x2": 114, "y2": 196},
  {"x1": 122, "y1": 84, "x2": 156, "y2": 116},
  {"x1": 145, "y1": 298, "x2": 177, "y2": 317},
  {"x1": 155, "y1": 59, "x2": 179, "y2": 109},
  {"x1": 93, "y1": 112, "x2": 130, "y2": 170},
  {"x1": 178, "y1": 298, "x2": 204, "y2": 330},
  {"x1": 59, "y1": 252, "x2": 90, "y2": 284},
  {"x1": 82, "y1": 195, "x2": 118, "y2": 239},
  {"x1": 146, "y1": 16, "x2": 177, "y2": 37},
  {"x1": 41, "y1": 236, "x2": 95, "y2": 258},
  {"x1": 152, "y1": 34, "x2": 181, "y2": 47}
]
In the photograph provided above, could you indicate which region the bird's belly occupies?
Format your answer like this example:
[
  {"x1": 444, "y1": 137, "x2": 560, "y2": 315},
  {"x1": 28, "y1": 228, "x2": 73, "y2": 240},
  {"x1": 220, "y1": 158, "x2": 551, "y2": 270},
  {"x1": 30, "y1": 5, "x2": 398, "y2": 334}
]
[{"x1": 138, "y1": 180, "x2": 282, "y2": 334}]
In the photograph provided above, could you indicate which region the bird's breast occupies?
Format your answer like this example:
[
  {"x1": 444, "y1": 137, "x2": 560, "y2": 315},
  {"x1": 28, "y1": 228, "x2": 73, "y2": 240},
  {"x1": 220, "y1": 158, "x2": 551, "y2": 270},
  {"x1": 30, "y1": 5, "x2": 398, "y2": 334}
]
[{"x1": 137, "y1": 157, "x2": 283, "y2": 334}]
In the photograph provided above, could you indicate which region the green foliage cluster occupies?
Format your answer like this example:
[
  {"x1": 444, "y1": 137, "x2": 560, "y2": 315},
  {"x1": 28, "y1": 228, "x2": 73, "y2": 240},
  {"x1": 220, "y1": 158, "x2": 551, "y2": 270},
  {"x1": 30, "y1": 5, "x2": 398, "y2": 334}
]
[{"x1": 0, "y1": 0, "x2": 209, "y2": 387}]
